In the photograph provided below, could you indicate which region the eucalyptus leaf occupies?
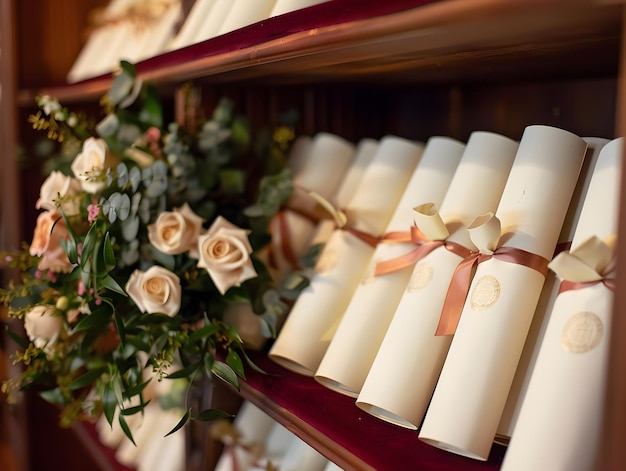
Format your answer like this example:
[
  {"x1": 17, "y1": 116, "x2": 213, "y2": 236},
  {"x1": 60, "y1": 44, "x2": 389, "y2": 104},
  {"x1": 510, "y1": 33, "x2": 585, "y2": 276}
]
[{"x1": 96, "y1": 113, "x2": 120, "y2": 138}]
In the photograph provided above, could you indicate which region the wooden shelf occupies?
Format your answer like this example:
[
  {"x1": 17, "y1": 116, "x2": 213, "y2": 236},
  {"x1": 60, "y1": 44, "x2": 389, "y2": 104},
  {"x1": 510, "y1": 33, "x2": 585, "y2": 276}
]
[
  {"x1": 17, "y1": 0, "x2": 622, "y2": 105},
  {"x1": 235, "y1": 352, "x2": 505, "y2": 471}
]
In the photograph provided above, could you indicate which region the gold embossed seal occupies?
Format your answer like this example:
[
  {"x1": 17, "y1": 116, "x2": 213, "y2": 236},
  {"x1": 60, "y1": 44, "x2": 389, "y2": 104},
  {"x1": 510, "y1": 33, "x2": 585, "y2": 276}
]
[
  {"x1": 470, "y1": 275, "x2": 501, "y2": 310},
  {"x1": 407, "y1": 262, "x2": 433, "y2": 292},
  {"x1": 561, "y1": 311, "x2": 603, "y2": 353}
]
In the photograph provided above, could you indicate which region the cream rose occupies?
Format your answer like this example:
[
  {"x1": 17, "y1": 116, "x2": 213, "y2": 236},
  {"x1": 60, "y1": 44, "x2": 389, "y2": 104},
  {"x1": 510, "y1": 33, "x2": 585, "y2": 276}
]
[
  {"x1": 36, "y1": 170, "x2": 82, "y2": 214},
  {"x1": 148, "y1": 203, "x2": 205, "y2": 256},
  {"x1": 24, "y1": 305, "x2": 63, "y2": 353},
  {"x1": 71, "y1": 137, "x2": 109, "y2": 193},
  {"x1": 196, "y1": 216, "x2": 257, "y2": 295},
  {"x1": 125, "y1": 265, "x2": 182, "y2": 317}
]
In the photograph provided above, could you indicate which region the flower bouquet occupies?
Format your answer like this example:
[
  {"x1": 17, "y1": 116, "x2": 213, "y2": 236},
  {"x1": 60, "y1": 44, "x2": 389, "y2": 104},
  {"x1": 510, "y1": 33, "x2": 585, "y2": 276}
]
[{"x1": 1, "y1": 61, "x2": 302, "y2": 442}]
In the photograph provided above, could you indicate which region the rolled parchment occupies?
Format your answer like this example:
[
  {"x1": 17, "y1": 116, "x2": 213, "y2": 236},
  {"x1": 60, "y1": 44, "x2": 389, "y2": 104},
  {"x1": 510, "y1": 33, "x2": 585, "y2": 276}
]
[
  {"x1": 269, "y1": 0, "x2": 331, "y2": 17},
  {"x1": 314, "y1": 136, "x2": 466, "y2": 396},
  {"x1": 169, "y1": 0, "x2": 216, "y2": 50},
  {"x1": 268, "y1": 132, "x2": 354, "y2": 283},
  {"x1": 269, "y1": 136, "x2": 423, "y2": 375},
  {"x1": 496, "y1": 136, "x2": 610, "y2": 440},
  {"x1": 419, "y1": 125, "x2": 587, "y2": 460},
  {"x1": 67, "y1": 0, "x2": 134, "y2": 83},
  {"x1": 501, "y1": 137, "x2": 621, "y2": 471},
  {"x1": 356, "y1": 131, "x2": 518, "y2": 427},
  {"x1": 217, "y1": 0, "x2": 277, "y2": 36},
  {"x1": 193, "y1": 0, "x2": 235, "y2": 43}
]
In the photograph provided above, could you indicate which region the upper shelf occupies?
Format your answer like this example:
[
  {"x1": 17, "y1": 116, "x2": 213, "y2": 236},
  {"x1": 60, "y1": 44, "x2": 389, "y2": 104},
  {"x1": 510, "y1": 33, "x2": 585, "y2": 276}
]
[{"x1": 18, "y1": 0, "x2": 622, "y2": 105}]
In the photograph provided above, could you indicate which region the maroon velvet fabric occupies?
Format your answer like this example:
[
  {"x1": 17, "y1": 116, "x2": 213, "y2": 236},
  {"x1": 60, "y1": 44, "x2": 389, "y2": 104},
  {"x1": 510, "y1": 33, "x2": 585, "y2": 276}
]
[
  {"x1": 75, "y1": 0, "x2": 443, "y2": 84},
  {"x1": 243, "y1": 352, "x2": 506, "y2": 471}
]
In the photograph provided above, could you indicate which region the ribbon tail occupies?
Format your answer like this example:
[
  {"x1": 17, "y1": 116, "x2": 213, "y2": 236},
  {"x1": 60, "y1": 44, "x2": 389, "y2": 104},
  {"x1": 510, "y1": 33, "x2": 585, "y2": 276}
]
[
  {"x1": 435, "y1": 254, "x2": 482, "y2": 336},
  {"x1": 374, "y1": 241, "x2": 442, "y2": 276},
  {"x1": 275, "y1": 211, "x2": 301, "y2": 270}
]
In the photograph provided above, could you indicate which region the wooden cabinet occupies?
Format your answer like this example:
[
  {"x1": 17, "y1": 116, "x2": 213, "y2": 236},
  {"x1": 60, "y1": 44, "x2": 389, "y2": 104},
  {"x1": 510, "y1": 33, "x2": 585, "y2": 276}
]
[{"x1": 2, "y1": 0, "x2": 626, "y2": 469}]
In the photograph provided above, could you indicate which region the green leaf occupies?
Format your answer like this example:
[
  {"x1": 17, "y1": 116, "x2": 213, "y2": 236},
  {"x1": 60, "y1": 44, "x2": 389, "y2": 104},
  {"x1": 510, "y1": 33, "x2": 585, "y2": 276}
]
[
  {"x1": 187, "y1": 323, "x2": 218, "y2": 345},
  {"x1": 102, "y1": 382, "x2": 117, "y2": 427},
  {"x1": 195, "y1": 409, "x2": 233, "y2": 422},
  {"x1": 166, "y1": 362, "x2": 201, "y2": 380},
  {"x1": 212, "y1": 361, "x2": 239, "y2": 391},
  {"x1": 164, "y1": 408, "x2": 191, "y2": 437},
  {"x1": 239, "y1": 348, "x2": 268, "y2": 375},
  {"x1": 118, "y1": 414, "x2": 136, "y2": 446},
  {"x1": 219, "y1": 169, "x2": 245, "y2": 194},
  {"x1": 113, "y1": 309, "x2": 126, "y2": 347},
  {"x1": 120, "y1": 400, "x2": 150, "y2": 416},
  {"x1": 40, "y1": 388, "x2": 68, "y2": 405},
  {"x1": 69, "y1": 367, "x2": 106, "y2": 391},
  {"x1": 100, "y1": 275, "x2": 127, "y2": 296},
  {"x1": 122, "y1": 378, "x2": 152, "y2": 399},
  {"x1": 225, "y1": 350, "x2": 245, "y2": 380},
  {"x1": 107, "y1": 61, "x2": 136, "y2": 107},
  {"x1": 102, "y1": 232, "x2": 116, "y2": 271},
  {"x1": 71, "y1": 305, "x2": 112, "y2": 333}
]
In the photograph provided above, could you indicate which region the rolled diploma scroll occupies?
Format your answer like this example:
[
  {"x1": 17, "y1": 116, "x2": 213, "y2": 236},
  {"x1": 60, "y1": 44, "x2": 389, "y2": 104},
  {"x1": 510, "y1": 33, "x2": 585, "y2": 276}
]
[
  {"x1": 501, "y1": 137, "x2": 622, "y2": 471},
  {"x1": 279, "y1": 435, "x2": 330, "y2": 471},
  {"x1": 356, "y1": 131, "x2": 518, "y2": 427},
  {"x1": 314, "y1": 136, "x2": 466, "y2": 396},
  {"x1": 269, "y1": 136, "x2": 423, "y2": 375},
  {"x1": 419, "y1": 125, "x2": 587, "y2": 460},
  {"x1": 269, "y1": 136, "x2": 375, "y2": 282},
  {"x1": 67, "y1": 0, "x2": 135, "y2": 83},
  {"x1": 217, "y1": 0, "x2": 277, "y2": 36},
  {"x1": 496, "y1": 136, "x2": 609, "y2": 439},
  {"x1": 214, "y1": 401, "x2": 277, "y2": 471},
  {"x1": 169, "y1": 0, "x2": 216, "y2": 50},
  {"x1": 270, "y1": 0, "x2": 331, "y2": 17},
  {"x1": 193, "y1": 0, "x2": 236, "y2": 43}
]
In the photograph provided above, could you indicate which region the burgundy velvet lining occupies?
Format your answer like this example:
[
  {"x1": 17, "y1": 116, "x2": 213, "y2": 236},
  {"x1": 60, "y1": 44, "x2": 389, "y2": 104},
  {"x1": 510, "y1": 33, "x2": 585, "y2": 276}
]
[
  {"x1": 243, "y1": 352, "x2": 506, "y2": 470},
  {"x1": 75, "y1": 0, "x2": 443, "y2": 84}
]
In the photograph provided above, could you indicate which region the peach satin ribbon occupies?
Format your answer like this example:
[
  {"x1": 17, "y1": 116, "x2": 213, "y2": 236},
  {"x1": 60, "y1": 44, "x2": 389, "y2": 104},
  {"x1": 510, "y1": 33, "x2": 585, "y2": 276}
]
[
  {"x1": 435, "y1": 246, "x2": 551, "y2": 336},
  {"x1": 558, "y1": 278, "x2": 616, "y2": 294}
]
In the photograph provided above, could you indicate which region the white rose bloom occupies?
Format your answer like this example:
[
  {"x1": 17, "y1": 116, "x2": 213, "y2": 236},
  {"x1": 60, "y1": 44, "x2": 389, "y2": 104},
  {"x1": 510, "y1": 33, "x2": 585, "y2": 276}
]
[
  {"x1": 24, "y1": 305, "x2": 63, "y2": 353},
  {"x1": 36, "y1": 170, "x2": 82, "y2": 215},
  {"x1": 197, "y1": 216, "x2": 258, "y2": 295},
  {"x1": 125, "y1": 265, "x2": 182, "y2": 317},
  {"x1": 71, "y1": 137, "x2": 109, "y2": 193},
  {"x1": 148, "y1": 203, "x2": 205, "y2": 256}
]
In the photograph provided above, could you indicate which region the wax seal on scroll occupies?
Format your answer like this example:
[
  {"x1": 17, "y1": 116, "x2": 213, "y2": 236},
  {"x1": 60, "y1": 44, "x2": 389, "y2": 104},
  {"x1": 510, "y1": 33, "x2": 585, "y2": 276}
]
[
  {"x1": 470, "y1": 275, "x2": 500, "y2": 310},
  {"x1": 561, "y1": 311, "x2": 603, "y2": 353},
  {"x1": 407, "y1": 262, "x2": 433, "y2": 292}
]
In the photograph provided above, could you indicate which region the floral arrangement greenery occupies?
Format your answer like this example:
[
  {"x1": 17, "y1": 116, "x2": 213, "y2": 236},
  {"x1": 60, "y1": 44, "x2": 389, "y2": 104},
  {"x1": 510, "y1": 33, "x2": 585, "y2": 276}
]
[{"x1": 1, "y1": 61, "x2": 301, "y2": 442}]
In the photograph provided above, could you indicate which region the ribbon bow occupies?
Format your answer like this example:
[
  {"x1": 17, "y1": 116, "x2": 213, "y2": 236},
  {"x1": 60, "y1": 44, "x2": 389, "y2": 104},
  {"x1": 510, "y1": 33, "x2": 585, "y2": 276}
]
[
  {"x1": 374, "y1": 202, "x2": 475, "y2": 276},
  {"x1": 549, "y1": 234, "x2": 616, "y2": 295},
  {"x1": 435, "y1": 212, "x2": 551, "y2": 336}
]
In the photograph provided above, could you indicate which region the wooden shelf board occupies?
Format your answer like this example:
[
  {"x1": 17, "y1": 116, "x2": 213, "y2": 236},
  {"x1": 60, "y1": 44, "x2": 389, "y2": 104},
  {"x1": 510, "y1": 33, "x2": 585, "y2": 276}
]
[
  {"x1": 17, "y1": 0, "x2": 621, "y2": 105},
  {"x1": 235, "y1": 352, "x2": 506, "y2": 471}
]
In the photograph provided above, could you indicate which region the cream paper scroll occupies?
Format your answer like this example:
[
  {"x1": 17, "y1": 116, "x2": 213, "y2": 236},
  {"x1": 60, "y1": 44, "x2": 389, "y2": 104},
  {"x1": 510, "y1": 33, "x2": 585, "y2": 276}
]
[
  {"x1": 269, "y1": 136, "x2": 423, "y2": 375},
  {"x1": 217, "y1": 0, "x2": 277, "y2": 36},
  {"x1": 496, "y1": 136, "x2": 609, "y2": 439},
  {"x1": 355, "y1": 131, "x2": 518, "y2": 427},
  {"x1": 169, "y1": 0, "x2": 216, "y2": 50},
  {"x1": 192, "y1": 0, "x2": 235, "y2": 43},
  {"x1": 314, "y1": 136, "x2": 466, "y2": 396},
  {"x1": 501, "y1": 137, "x2": 622, "y2": 471},
  {"x1": 419, "y1": 125, "x2": 588, "y2": 460},
  {"x1": 270, "y1": 0, "x2": 331, "y2": 16}
]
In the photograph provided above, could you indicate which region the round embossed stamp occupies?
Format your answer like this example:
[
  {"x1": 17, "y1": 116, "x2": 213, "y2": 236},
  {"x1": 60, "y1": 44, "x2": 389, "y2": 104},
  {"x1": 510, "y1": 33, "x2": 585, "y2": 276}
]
[
  {"x1": 407, "y1": 262, "x2": 433, "y2": 292},
  {"x1": 470, "y1": 275, "x2": 501, "y2": 311},
  {"x1": 561, "y1": 311, "x2": 603, "y2": 353}
]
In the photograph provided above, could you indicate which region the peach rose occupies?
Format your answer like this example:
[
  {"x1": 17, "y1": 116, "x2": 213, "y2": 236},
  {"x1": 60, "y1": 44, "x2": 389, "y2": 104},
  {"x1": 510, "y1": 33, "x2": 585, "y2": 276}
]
[
  {"x1": 29, "y1": 211, "x2": 73, "y2": 273},
  {"x1": 71, "y1": 137, "x2": 109, "y2": 193},
  {"x1": 197, "y1": 216, "x2": 257, "y2": 295},
  {"x1": 24, "y1": 305, "x2": 63, "y2": 353},
  {"x1": 125, "y1": 265, "x2": 181, "y2": 317},
  {"x1": 36, "y1": 170, "x2": 82, "y2": 216},
  {"x1": 147, "y1": 203, "x2": 205, "y2": 256}
]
